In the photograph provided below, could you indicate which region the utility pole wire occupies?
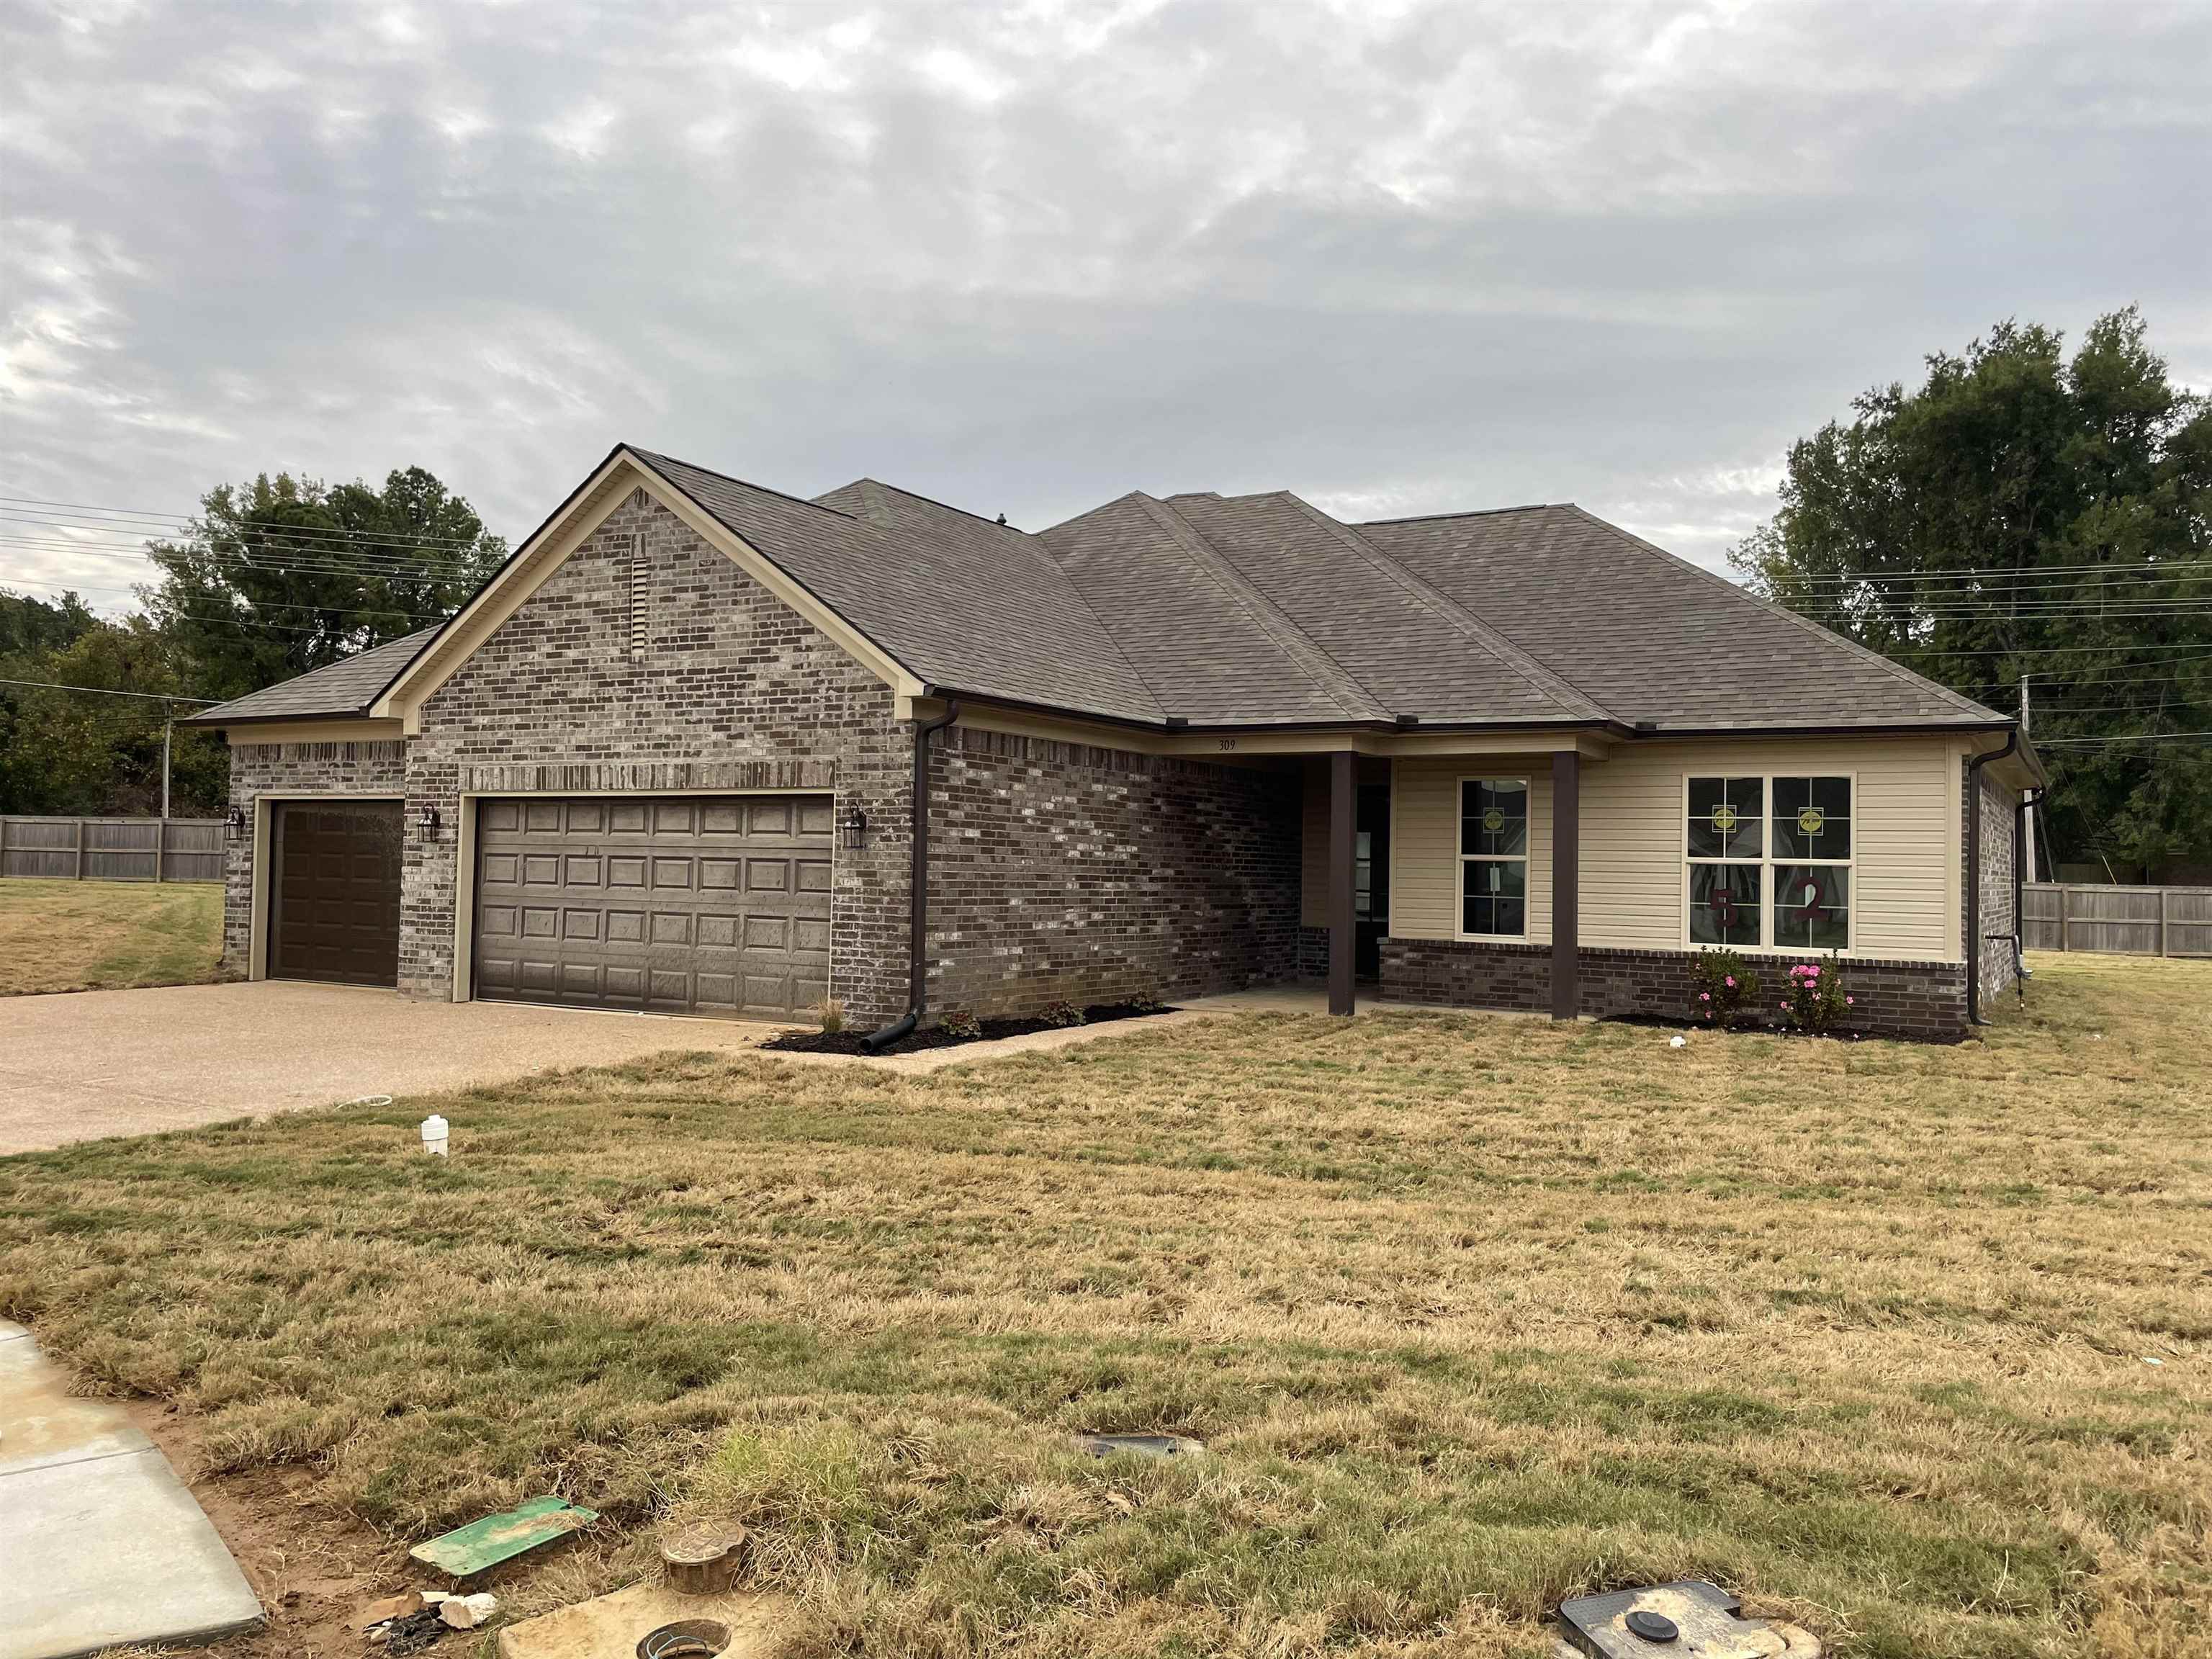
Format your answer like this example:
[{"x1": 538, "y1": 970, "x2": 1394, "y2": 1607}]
[{"x1": 0, "y1": 678, "x2": 218, "y2": 703}]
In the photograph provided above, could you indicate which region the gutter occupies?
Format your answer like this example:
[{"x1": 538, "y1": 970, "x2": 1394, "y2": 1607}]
[
  {"x1": 861, "y1": 696, "x2": 962, "y2": 1051},
  {"x1": 1965, "y1": 729, "x2": 2020, "y2": 1027}
]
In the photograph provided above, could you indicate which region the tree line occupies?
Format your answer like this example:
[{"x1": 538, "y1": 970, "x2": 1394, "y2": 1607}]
[{"x1": 1, "y1": 467, "x2": 505, "y2": 817}]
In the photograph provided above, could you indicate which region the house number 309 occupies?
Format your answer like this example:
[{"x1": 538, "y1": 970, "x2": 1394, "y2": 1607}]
[{"x1": 1217, "y1": 738, "x2": 1238, "y2": 751}]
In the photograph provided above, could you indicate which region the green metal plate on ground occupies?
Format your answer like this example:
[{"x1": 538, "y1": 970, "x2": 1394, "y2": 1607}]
[{"x1": 408, "y1": 1495, "x2": 598, "y2": 1578}]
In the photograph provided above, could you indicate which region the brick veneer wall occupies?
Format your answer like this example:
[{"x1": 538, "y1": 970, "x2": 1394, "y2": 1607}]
[
  {"x1": 220, "y1": 739, "x2": 408, "y2": 976},
  {"x1": 1972, "y1": 760, "x2": 2020, "y2": 1010},
  {"x1": 1378, "y1": 937, "x2": 1969, "y2": 1041},
  {"x1": 927, "y1": 728, "x2": 1302, "y2": 1017},
  {"x1": 403, "y1": 490, "x2": 915, "y2": 1023}
]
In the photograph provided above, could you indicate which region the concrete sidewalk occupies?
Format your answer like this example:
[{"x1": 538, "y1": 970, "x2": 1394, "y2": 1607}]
[
  {"x1": 0, "y1": 980, "x2": 781, "y2": 1154},
  {"x1": 0, "y1": 1318, "x2": 261, "y2": 1658}
]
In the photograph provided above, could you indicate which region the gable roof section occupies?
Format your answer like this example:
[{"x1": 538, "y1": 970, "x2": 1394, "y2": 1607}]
[
  {"x1": 184, "y1": 627, "x2": 437, "y2": 725},
  {"x1": 1357, "y1": 504, "x2": 2004, "y2": 731}
]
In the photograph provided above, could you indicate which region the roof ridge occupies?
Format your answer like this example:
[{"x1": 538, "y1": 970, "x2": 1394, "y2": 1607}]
[
  {"x1": 858, "y1": 477, "x2": 1022, "y2": 533},
  {"x1": 1278, "y1": 494, "x2": 1617, "y2": 723},
  {"x1": 1558, "y1": 505, "x2": 2006, "y2": 724},
  {"x1": 1359, "y1": 502, "x2": 1561, "y2": 526},
  {"x1": 629, "y1": 446, "x2": 860, "y2": 523},
  {"x1": 1134, "y1": 494, "x2": 1392, "y2": 723}
]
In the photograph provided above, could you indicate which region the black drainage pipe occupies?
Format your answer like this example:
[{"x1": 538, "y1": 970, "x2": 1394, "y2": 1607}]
[
  {"x1": 1965, "y1": 729, "x2": 2019, "y2": 1027},
  {"x1": 862, "y1": 696, "x2": 961, "y2": 1051}
]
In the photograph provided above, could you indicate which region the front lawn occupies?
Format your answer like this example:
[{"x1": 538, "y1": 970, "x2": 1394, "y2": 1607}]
[
  {"x1": 0, "y1": 876, "x2": 223, "y2": 994},
  {"x1": 1, "y1": 953, "x2": 2205, "y2": 1657}
]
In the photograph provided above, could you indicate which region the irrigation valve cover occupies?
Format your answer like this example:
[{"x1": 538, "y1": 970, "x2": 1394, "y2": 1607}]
[{"x1": 1552, "y1": 1580, "x2": 1820, "y2": 1658}]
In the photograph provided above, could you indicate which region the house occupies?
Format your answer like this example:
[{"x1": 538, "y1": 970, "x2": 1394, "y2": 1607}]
[{"x1": 186, "y1": 444, "x2": 2046, "y2": 1041}]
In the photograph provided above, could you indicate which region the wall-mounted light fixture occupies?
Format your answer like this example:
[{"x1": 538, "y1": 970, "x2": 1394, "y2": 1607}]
[
  {"x1": 837, "y1": 804, "x2": 868, "y2": 850},
  {"x1": 417, "y1": 804, "x2": 441, "y2": 842},
  {"x1": 225, "y1": 805, "x2": 248, "y2": 842}
]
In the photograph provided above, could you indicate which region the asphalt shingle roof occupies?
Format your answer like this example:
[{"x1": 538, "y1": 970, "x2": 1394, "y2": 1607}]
[
  {"x1": 193, "y1": 446, "x2": 2007, "y2": 734},
  {"x1": 184, "y1": 627, "x2": 438, "y2": 725},
  {"x1": 1356, "y1": 504, "x2": 2002, "y2": 731}
]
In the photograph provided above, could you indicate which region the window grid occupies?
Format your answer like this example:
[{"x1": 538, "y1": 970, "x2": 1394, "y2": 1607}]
[
  {"x1": 1683, "y1": 773, "x2": 1853, "y2": 954},
  {"x1": 1458, "y1": 776, "x2": 1530, "y2": 940}
]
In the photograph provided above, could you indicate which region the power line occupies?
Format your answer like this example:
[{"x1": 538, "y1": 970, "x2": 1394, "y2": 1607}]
[
  {"x1": 2035, "y1": 732, "x2": 2212, "y2": 746},
  {"x1": 0, "y1": 531, "x2": 495, "y2": 580},
  {"x1": 1752, "y1": 554, "x2": 2212, "y2": 584},
  {"x1": 0, "y1": 496, "x2": 505, "y2": 554},
  {"x1": 0, "y1": 677, "x2": 217, "y2": 704}
]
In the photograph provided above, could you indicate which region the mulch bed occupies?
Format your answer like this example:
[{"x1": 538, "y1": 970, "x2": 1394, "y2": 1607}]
[{"x1": 761, "y1": 1002, "x2": 1177, "y2": 1057}]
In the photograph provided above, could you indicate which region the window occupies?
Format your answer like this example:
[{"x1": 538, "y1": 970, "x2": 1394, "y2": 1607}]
[
  {"x1": 1685, "y1": 774, "x2": 1853, "y2": 951},
  {"x1": 1460, "y1": 778, "x2": 1528, "y2": 938}
]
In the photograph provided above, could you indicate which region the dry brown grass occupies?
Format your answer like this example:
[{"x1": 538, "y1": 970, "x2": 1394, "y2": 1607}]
[
  {"x1": 1, "y1": 952, "x2": 2206, "y2": 1657},
  {"x1": 0, "y1": 876, "x2": 222, "y2": 994}
]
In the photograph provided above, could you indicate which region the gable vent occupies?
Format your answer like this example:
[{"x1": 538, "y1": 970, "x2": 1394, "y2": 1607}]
[{"x1": 628, "y1": 531, "x2": 648, "y2": 657}]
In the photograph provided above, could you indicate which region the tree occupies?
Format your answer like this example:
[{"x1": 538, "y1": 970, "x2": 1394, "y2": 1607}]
[
  {"x1": 1734, "y1": 308, "x2": 2212, "y2": 878},
  {"x1": 0, "y1": 598, "x2": 224, "y2": 815},
  {"x1": 143, "y1": 466, "x2": 508, "y2": 702}
]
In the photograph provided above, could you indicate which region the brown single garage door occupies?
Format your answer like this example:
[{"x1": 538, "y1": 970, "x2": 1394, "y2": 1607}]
[
  {"x1": 472, "y1": 795, "x2": 832, "y2": 1018},
  {"x1": 269, "y1": 800, "x2": 403, "y2": 986}
]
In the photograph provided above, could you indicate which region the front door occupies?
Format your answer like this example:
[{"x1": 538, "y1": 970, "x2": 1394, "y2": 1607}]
[{"x1": 1355, "y1": 783, "x2": 1390, "y2": 979}]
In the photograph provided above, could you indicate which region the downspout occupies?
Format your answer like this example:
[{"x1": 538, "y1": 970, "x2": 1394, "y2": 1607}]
[
  {"x1": 861, "y1": 696, "x2": 961, "y2": 1051},
  {"x1": 1965, "y1": 729, "x2": 2019, "y2": 1027}
]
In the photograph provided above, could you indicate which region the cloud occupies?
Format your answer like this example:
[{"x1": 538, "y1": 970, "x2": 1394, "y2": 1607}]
[{"x1": 1, "y1": 0, "x2": 2206, "y2": 614}]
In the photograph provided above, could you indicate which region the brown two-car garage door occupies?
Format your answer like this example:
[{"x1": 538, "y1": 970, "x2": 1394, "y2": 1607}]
[
  {"x1": 269, "y1": 801, "x2": 404, "y2": 986},
  {"x1": 472, "y1": 795, "x2": 833, "y2": 1019}
]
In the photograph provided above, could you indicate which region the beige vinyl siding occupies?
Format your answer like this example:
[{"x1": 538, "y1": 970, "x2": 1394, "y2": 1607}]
[
  {"x1": 1390, "y1": 759, "x2": 1553, "y2": 945},
  {"x1": 1388, "y1": 735, "x2": 1965, "y2": 961}
]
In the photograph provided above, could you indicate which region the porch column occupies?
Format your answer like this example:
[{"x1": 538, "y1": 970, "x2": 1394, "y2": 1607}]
[
  {"x1": 1328, "y1": 748, "x2": 1356, "y2": 1015},
  {"x1": 1551, "y1": 750, "x2": 1580, "y2": 1020}
]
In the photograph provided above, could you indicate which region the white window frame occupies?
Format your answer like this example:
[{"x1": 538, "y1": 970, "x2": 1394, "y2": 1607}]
[
  {"x1": 1680, "y1": 771, "x2": 1856, "y2": 956},
  {"x1": 1457, "y1": 774, "x2": 1532, "y2": 942}
]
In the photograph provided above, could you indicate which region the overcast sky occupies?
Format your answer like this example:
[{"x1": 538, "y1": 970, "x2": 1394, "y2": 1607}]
[{"x1": 3, "y1": 0, "x2": 2207, "y2": 614}]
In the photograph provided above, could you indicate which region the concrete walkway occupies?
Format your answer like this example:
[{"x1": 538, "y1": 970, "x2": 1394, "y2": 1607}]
[
  {"x1": 0, "y1": 1318, "x2": 261, "y2": 1658},
  {"x1": 0, "y1": 981, "x2": 781, "y2": 1154}
]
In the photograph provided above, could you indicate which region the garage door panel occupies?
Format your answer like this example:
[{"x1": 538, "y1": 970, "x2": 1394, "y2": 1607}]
[{"x1": 473, "y1": 793, "x2": 832, "y2": 1019}]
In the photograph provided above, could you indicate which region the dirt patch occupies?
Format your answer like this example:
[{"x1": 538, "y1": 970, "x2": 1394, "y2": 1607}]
[
  {"x1": 760, "y1": 1001, "x2": 1173, "y2": 1056},
  {"x1": 122, "y1": 1398, "x2": 404, "y2": 1657}
]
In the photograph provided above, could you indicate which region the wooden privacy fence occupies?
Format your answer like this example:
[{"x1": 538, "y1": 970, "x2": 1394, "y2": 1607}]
[
  {"x1": 2022, "y1": 882, "x2": 2212, "y2": 958},
  {"x1": 0, "y1": 815, "x2": 225, "y2": 884}
]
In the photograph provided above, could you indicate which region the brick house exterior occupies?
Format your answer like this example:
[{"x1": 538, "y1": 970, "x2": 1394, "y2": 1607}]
[{"x1": 193, "y1": 444, "x2": 2046, "y2": 1043}]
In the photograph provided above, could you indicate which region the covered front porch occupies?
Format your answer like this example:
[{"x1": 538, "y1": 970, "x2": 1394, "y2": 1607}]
[{"x1": 1285, "y1": 742, "x2": 1591, "y2": 1020}]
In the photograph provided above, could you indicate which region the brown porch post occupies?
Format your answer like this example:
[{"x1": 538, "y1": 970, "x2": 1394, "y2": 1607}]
[
  {"x1": 1551, "y1": 750, "x2": 1580, "y2": 1021},
  {"x1": 1328, "y1": 748, "x2": 1356, "y2": 1015}
]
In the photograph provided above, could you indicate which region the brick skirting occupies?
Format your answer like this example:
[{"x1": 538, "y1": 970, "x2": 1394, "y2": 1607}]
[{"x1": 1377, "y1": 936, "x2": 1969, "y2": 1041}]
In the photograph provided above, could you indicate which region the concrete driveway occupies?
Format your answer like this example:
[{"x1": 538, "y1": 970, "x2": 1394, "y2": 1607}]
[{"x1": 0, "y1": 981, "x2": 781, "y2": 1155}]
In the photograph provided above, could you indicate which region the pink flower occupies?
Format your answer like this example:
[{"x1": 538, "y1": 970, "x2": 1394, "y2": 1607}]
[
  {"x1": 1699, "y1": 992, "x2": 1711, "y2": 1002},
  {"x1": 1725, "y1": 976, "x2": 1736, "y2": 988},
  {"x1": 1845, "y1": 996, "x2": 1854, "y2": 1005}
]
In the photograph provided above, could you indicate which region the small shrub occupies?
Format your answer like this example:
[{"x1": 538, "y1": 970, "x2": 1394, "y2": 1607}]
[
  {"x1": 1779, "y1": 957, "x2": 1851, "y2": 1033},
  {"x1": 1691, "y1": 949, "x2": 1762, "y2": 1029},
  {"x1": 1039, "y1": 998, "x2": 1086, "y2": 1028},
  {"x1": 815, "y1": 998, "x2": 846, "y2": 1035},
  {"x1": 938, "y1": 1007, "x2": 983, "y2": 1040},
  {"x1": 1127, "y1": 986, "x2": 1169, "y2": 1014}
]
